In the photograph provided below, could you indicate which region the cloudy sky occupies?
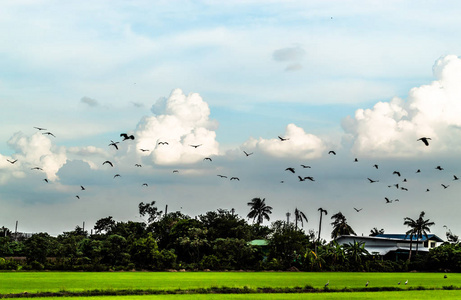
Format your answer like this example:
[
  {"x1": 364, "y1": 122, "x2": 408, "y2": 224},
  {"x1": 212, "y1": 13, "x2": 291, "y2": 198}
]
[{"x1": 1, "y1": 0, "x2": 461, "y2": 240}]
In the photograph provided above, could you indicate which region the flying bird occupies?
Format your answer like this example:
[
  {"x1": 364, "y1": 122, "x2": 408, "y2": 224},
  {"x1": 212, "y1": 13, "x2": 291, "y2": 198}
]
[
  {"x1": 31, "y1": 167, "x2": 43, "y2": 170},
  {"x1": 354, "y1": 208, "x2": 362, "y2": 212},
  {"x1": 300, "y1": 164, "x2": 311, "y2": 168},
  {"x1": 354, "y1": 158, "x2": 358, "y2": 162},
  {"x1": 416, "y1": 169, "x2": 421, "y2": 173},
  {"x1": 367, "y1": 178, "x2": 379, "y2": 183},
  {"x1": 120, "y1": 133, "x2": 135, "y2": 140},
  {"x1": 393, "y1": 171, "x2": 401, "y2": 177},
  {"x1": 189, "y1": 144, "x2": 202, "y2": 148},
  {"x1": 109, "y1": 141, "x2": 119, "y2": 150},
  {"x1": 243, "y1": 151, "x2": 253, "y2": 156},
  {"x1": 401, "y1": 187, "x2": 408, "y2": 191},
  {"x1": 80, "y1": 186, "x2": 85, "y2": 190},
  {"x1": 441, "y1": 184, "x2": 450, "y2": 189},
  {"x1": 158, "y1": 141, "x2": 169, "y2": 145},
  {"x1": 114, "y1": 174, "x2": 121, "y2": 178},
  {"x1": 230, "y1": 177, "x2": 240, "y2": 181},
  {"x1": 139, "y1": 149, "x2": 150, "y2": 152},
  {"x1": 7, "y1": 159, "x2": 17, "y2": 164},
  {"x1": 453, "y1": 175, "x2": 459, "y2": 181},
  {"x1": 203, "y1": 157, "x2": 212, "y2": 161},
  {"x1": 43, "y1": 179, "x2": 48, "y2": 183},
  {"x1": 385, "y1": 197, "x2": 392, "y2": 203},
  {"x1": 373, "y1": 164, "x2": 379, "y2": 169},
  {"x1": 278, "y1": 136, "x2": 289, "y2": 141},
  {"x1": 173, "y1": 170, "x2": 179, "y2": 173},
  {"x1": 75, "y1": 195, "x2": 80, "y2": 199},
  {"x1": 142, "y1": 183, "x2": 148, "y2": 187},
  {"x1": 328, "y1": 150, "x2": 336, "y2": 155},
  {"x1": 135, "y1": 164, "x2": 142, "y2": 167},
  {"x1": 285, "y1": 167, "x2": 295, "y2": 173},
  {"x1": 417, "y1": 137, "x2": 431, "y2": 146},
  {"x1": 103, "y1": 161, "x2": 113, "y2": 167},
  {"x1": 42, "y1": 132, "x2": 56, "y2": 137},
  {"x1": 403, "y1": 178, "x2": 407, "y2": 182},
  {"x1": 34, "y1": 127, "x2": 47, "y2": 131},
  {"x1": 435, "y1": 166, "x2": 444, "y2": 170},
  {"x1": 304, "y1": 176, "x2": 315, "y2": 181},
  {"x1": 217, "y1": 175, "x2": 228, "y2": 178}
]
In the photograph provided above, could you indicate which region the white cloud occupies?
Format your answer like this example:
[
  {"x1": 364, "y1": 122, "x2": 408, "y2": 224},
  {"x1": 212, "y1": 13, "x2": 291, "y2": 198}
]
[
  {"x1": 7, "y1": 132, "x2": 67, "y2": 181},
  {"x1": 135, "y1": 89, "x2": 219, "y2": 165},
  {"x1": 343, "y1": 55, "x2": 461, "y2": 157},
  {"x1": 242, "y1": 123, "x2": 326, "y2": 159}
]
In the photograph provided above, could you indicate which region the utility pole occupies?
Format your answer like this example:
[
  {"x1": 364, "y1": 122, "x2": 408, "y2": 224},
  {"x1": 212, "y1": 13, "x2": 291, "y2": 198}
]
[
  {"x1": 165, "y1": 204, "x2": 168, "y2": 216},
  {"x1": 286, "y1": 212, "x2": 291, "y2": 225},
  {"x1": 14, "y1": 220, "x2": 18, "y2": 241}
]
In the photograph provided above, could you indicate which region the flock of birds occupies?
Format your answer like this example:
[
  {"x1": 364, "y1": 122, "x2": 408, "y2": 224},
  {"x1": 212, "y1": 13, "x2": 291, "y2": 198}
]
[{"x1": 4, "y1": 127, "x2": 459, "y2": 230}]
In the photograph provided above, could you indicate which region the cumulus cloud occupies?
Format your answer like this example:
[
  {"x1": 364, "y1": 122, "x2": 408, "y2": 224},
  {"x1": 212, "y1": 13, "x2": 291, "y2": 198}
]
[
  {"x1": 273, "y1": 46, "x2": 305, "y2": 72},
  {"x1": 7, "y1": 132, "x2": 67, "y2": 181},
  {"x1": 242, "y1": 123, "x2": 326, "y2": 159},
  {"x1": 134, "y1": 89, "x2": 219, "y2": 165},
  {"x1": 343, "y1": 55, "x2": 461, "y2": 157},
  {"x1": 80, "y1": 96, "x2": 99, "y2": 107}
]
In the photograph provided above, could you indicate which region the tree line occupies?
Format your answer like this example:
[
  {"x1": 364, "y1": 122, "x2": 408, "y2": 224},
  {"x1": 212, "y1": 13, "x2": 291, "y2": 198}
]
[{"x1": 0, "y1": 198, "x2": 458, "y2": 272}]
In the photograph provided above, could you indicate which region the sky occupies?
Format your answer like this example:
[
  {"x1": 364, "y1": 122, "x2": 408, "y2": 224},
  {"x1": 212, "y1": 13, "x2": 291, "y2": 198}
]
[{"x1": 1, "y1": 0, "x2": 461, "y2": 240}]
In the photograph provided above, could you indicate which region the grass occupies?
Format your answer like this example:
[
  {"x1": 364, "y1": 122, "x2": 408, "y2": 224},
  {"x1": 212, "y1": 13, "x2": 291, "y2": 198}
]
[{"x1": 0, "y1": 271, "x2": 460, "y2": 297}]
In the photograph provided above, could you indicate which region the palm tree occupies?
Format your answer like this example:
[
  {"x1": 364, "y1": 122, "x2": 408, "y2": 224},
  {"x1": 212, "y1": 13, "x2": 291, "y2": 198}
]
[
  {"x1": 404, "y1": 211, "x2": 435, "y2": 260},
  {"x1": 330, "y1": 212, "x2": 356, "y2": 239},
  {"x1": 247, "y1": 197, "x2": 273, "y2": 226},
  {"x1": 317, "y1": 208, "x2": 328, "y2": 243},
  {"x1": 369, "y1": 227, "x2": 384, "y2": 236},
  {"x1": 294, "y1": 208, "x2": 308, "y2": 230}
]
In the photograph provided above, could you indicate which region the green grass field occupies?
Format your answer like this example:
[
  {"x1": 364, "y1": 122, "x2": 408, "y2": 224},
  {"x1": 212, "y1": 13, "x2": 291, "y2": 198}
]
[{"x1": 1, "y1": 271, "x2": 460, "y2": 298}]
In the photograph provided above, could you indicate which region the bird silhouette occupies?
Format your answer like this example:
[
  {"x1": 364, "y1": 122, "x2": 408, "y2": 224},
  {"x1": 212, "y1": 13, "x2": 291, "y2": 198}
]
[
  {"x1": 365, "y1": 281, "x2": 369, "y2": 287},
  {"x1": 441, "y1": 184, "x2": 450, "y2": 189},
  {"x1": 43, "y1": 179, "x2": 48, "y2": 183},
  {"x1": 403, "y1": 178, "x2": 407, "y2": 182},
  {"x1": 453, "y1": 175, "x2": 459, "y2": 181},
  {"x1": 7, "y1": 159, "x2": 17, "y2": 164},
  {"x1": 373, "y1": 164, "x2": 379, "y2": 169},
  {"x1": 190, "y1": 144, "x2": 202, "y2": 148},
  {"x1": 34, "y1": 127, "x2": 47, "y2": 131},
  {"x1": 139, "y1": 149, "x2": 150, "y2": 152},
  {"x1": 393, "y1": 171, "x2": 401, "y2": 177},
  {"x1": 42, "y1": 132, "x2": 56, "y2": 137},
  {"x1": 103, "y1": 161, "x2": 113, "y2": 167},
  {"x1": 300, "y1": 164, "x2": 311, "y2": 168},
  {"x1": 385, "y1": 197, "x2": 392, "y2": 203},
  {"x1": 304, "y1": 176, "x2": 315, "y2": 181},
  {"x1": 426, "y1": 188, "x2": 430, "y2": 192},
  {"x1": 230, "y1": 177, "x2": 240, "y2": 181},
  {"x1": 158, "y1": 141, "x2": 169, "y2": 145},
  {"x1": 120, "y1": 133, "x2": 135, "y2": 140},
  {"x1": 401, "y1": 187, "x2": 408, "y2": 191},
  {"x1": 298, "y1": 176, "x2": 305, "y2": 181},
  {"x1": 354, "y1": 208, "x2": 362, "y2": 212},
  {"x1": 109, "y1": 141, "x2": 119, "y2": 150},
  {"x1": 278, "y1": 136, "x2": 289, "y2": 141},
  {"x1": 31, "y1": 167, "x2": 43, "y2": 170},
  {"x1": 203, "y1": 157, "x2": 212, "y2": 161},
  {"x1": 80, "y1": 186, "x2": 85, "y2": 190},
  {"x1": 416, "y1": 169, "x2": 421, "y2": 173},
  {"x1": 436, "y1": 166, "x2": 444, "y2": 170},
  {"x1": 417, "y1": 137, "x2": 431, "y2": 146},
  {"x1": 328, "y1": 150, "x2": 336, "y2": 155},
  {"x1": 325, "y1": 280, "x2": 329, "y2": 287},
  {"x1": 354, "y1": 158, "x2": 358, "y2": 162},
  {"x1": 114, "y1": 174, "x2": 121, "y2": 178},
  {"x1": 76, "y1": 195, "x2": 80, "y2": 199},
  {"x1": 243, "y1": 151, "x2": 253, "y2": 156},
  {"x1": 217, "y1": 175, "x2": 228, "y2": 178},
  {"x1": 368, "y1": 178, "x2": 379, "y2": 183},
  {"x1": 285, "y1": 167, "x2": 295, "y2": 173},
  {"x1": 142, "y1": 183, "x2": 148, "y2": 187},
  {"x1": 135, "y1": 164, "x2": 142, "y2": 167},
  {"x1": 394, "y1": 183, "x2": 399, "y2": 189},
  {"x1": 173, "y1": 170, "x2": 179, "y2": 173}
]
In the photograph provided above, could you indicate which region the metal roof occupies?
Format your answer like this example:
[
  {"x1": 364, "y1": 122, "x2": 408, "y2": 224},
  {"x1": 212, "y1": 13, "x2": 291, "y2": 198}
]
[{"x1": 376, "y1": 234, "x2": 444, "y2": 242}]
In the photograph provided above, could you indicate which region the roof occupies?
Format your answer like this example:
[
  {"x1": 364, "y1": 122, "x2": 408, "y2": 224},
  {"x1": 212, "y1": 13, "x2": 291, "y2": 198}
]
[
  {"x1": 376, "y1": 234, "x2": 444, "y2": 242},
  {"x1": 248, "y1": 239, "x2": 268, "y2": 246}
]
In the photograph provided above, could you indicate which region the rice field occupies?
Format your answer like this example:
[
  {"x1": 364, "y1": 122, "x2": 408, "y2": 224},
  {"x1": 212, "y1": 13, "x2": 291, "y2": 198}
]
[{"x1": 1, "y1": 271, "x2": 460, "y2": 299}]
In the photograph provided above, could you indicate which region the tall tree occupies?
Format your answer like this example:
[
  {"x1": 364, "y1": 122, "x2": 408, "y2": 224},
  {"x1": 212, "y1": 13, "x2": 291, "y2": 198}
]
[
  {"x1": 316, "y1": 208, "x2": 328, "y2": 254},
  {"x1": 138, "y1": 201, "x2": 162, "y2": 224},
  {"x1": 330, "y1": 212, "x2": 356, "y2": 239},
  {"x1": 404, "y1": 211, "x2": 435, "y2": 259},
  {"x1": 294, "y1": 208, "x2": 308, "y2": 230},
  {"x1": 247, "y1": 198, "x2": 273, "y2": 226}
]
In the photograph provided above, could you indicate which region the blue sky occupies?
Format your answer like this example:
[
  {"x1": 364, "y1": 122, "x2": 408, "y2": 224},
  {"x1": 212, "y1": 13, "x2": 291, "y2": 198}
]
[{"x1": 1, "y1": 1, "x2": 461, "y2": 240}]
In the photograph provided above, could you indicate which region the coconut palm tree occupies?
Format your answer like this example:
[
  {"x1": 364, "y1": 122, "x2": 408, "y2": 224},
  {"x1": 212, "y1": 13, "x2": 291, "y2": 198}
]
[
  {"x1": 369, "y1": 227, "x2": 384, "y2": 236},
  {"x1": 317, "y1": 208, "x2": 328, "y2": 243},
  {"x1": 330, "y1": 212, "x2": 356, "y2": 239},
  {"x1": 294, "y1": 208, "x2": 308, "y2": 230},
  {"x1": 247, "y1": 197, "x2": 273, "y2": 226},
  {"x1": 404, "y1": 211, "x2": 435, "y2": 260}
]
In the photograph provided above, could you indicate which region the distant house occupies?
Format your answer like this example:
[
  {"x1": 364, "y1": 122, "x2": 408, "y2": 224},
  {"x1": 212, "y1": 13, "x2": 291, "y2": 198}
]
[{"x1": 335, "y1": 234, "x2": 444, "y2": 261}]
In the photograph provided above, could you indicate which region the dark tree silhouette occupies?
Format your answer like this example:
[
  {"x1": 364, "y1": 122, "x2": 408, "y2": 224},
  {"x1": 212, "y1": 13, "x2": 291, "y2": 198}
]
[
  {"x1": 404, "y1": 211, "x2": 435, "y2": 260},
  {"x1": 294, "y1": 208, "x2": 308, "y2": 230},
  {"x1": 247, "y1": 197, "x2": 273, "y2": 226},
  {"x1": 330, "y1": 212, "x2": 356, "y2": 239},
  {"x1": 369, "y1": 227, "x2": 385, "y2": 236}
]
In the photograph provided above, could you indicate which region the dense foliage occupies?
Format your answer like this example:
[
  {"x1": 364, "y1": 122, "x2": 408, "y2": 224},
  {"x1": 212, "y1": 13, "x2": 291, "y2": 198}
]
[{"x1": 0, "y1": 204, "x2": 455, "y2": 272}]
